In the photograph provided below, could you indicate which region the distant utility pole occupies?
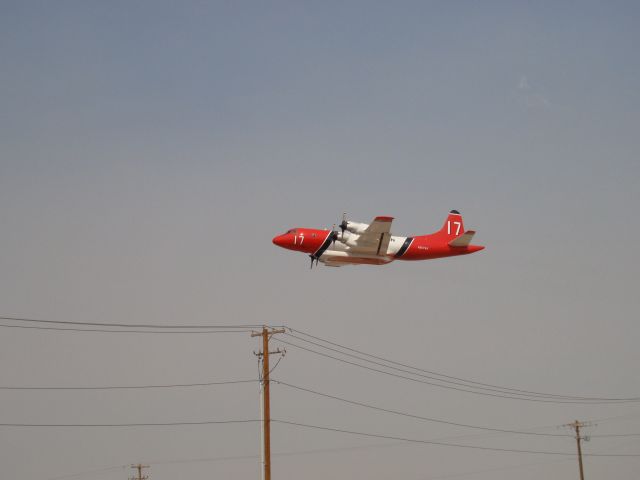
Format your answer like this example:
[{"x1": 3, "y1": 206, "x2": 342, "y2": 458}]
[
  {"x1": 129, "y1": 464, "x2": 149, "y2": 480},
  {"x1": 566, "y1": 420, "x2": 590, "y2": 480},
  {"x1": 252, "y1": 327, "x2": 286, "y2": 480}
]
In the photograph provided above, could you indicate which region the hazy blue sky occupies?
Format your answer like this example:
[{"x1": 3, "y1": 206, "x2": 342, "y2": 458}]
[{"x1": 1, "y1": 2, "x2": 639, "y2": 479}]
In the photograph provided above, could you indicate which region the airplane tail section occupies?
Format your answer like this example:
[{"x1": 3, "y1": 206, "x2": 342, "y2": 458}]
[
  {"x1": 438, "y1": 210, "x2": 484, "y2": 252},
  {"x1": 439, "y1": 210, "x2": 465, "y2": 238}
]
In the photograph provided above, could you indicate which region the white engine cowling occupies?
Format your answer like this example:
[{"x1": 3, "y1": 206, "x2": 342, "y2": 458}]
[
  {"x1": 342, "y1": 232, "x2": 359, "y2": 248},
  {"x1": 337, "y1": 229, "x2": 364, "y2": 248},
  {"x1": 346, "y1": 222, "x2": 369, "y2": 234}
]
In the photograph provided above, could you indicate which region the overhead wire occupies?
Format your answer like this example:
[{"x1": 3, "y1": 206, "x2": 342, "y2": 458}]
[
  {"x1": 143, "y1": 442, "x2": 404, "y2": 466},
  {"x1": 274, "y1": 337, "x2": 635, "y2": 404},
  {"x1": 4, "y1": 377, "x2": 634, "y2": 444},
  {"x1": 4, "y1": 317, "x2": 640, "y2": 438},
  {"x1": 268, "y1": 354, "x2": 285, "y2": 376},
  {"x1": 272, "y1": 419, "x2": 640, "y2": 457},
  {"x1": 3, "y1": 377, "x2": 637, "y2": 437},
  {"x1": 4, "y1": 316, "x2": 636, "y2": 401},
  {"x1": 272, "y1": 380, "x2": 570, "y2": 437},
  {"x1": 44, "y1": 445, "x2": 583, "y2": 480},
  {"x1": 2, "y1": 416, "x2": 634, "y2": 457},
  {"x1": 274, "y1": 380, "x2": 640, "y2": 440},
  {"x1": 0, "y1": 419, "x2": 260, "y2": 427},
  {"x1": 282, "y1": 333, "x2": 574, "y2": 400},
  {"x1": 286, "y1": 330, "x2": 640, "y2": 403},
  {"x1": 0, "y1": 379, "x2": 257, "y2": 390},
  {"x1": 289, "y1": 328, "x2": 573, "y2": 397},
  {"x1": 0, "y1": 323, "x2": 255, "y2": 334},
  {"x1": 45, "y1": 442, "x2": 426, "y2": 480},
  {"x1": 0, "y1": 315, "x2": 271, "y2": 330}
]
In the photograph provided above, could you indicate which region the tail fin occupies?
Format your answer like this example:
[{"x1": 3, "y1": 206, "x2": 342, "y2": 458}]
[
  {"x1": 449, "y1": 230, "x2": 475, "y2": 247},
  {"x1": 440, "y1": 210, "x2": 465, "y2": 238}
]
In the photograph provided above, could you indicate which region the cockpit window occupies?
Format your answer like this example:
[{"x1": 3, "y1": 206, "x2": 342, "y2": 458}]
[{"x1": 286, "y1": 229, "x2": 297, "y2": 234}]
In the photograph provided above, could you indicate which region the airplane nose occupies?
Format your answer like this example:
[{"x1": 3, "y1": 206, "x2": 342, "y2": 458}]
[{"x1": 272, "y1": 234, "x2": 286, "y2": 247}]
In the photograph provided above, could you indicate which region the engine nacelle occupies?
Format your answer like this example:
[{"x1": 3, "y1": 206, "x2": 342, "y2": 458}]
[
  {"x1": 341, "y1": 231, "x2": 360, "y2": 248},
  {"x1": 336, "y1": 229, "x2": 363, "y2": 248},
  {"x1": 346, "y1": 222, "x2": 369, "y2": 234}
]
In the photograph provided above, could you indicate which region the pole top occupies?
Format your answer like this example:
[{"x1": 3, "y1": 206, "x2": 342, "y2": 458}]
[{"x1": 251, "y1": 327, "x2": 286, "y2": 337}]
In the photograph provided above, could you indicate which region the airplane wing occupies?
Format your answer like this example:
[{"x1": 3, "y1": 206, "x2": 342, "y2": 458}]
[
  {"x1": 448, "y1": 230, "x2": 476, "y2": 247},
  {"x1": 323, "y1": 261, "x2": 347, "y2": 267},
  {"x1": 349, "y1": 216, "x2": 394, "y2": 256}
]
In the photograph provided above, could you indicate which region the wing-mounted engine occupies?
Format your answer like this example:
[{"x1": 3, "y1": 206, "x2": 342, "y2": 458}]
[
  {"x1": 336, "y1": 213, "x2": 369, "y2": 247},
  {"x1": 336, "y1": 214, "x2": 394, "y2": 255},
  {"x1": 338, "y1": 229, "x2": 360, "y2": 248},
  {"x1": 338, "y1": 212, "x2": 369, "y2": 238},
  {"x1": 345, "y1": 221, "x2": 369, "y2": 234}
]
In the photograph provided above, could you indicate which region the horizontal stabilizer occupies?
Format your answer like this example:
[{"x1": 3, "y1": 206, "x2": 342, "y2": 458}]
[{"x1": 448, "y1": 230, "x2": 476, "y2": 247}]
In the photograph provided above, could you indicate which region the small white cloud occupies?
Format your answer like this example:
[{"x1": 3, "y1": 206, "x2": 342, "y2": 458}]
[{"x1": 518, "y1": 75, "x2": 530, "y2": 91}]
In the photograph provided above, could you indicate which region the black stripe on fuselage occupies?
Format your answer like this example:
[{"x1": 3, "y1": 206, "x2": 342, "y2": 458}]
[
  {"x1": 394, "y1": 237, "x2": 414, "y2": 258},
  {"x1": 312, "y1": 232, "x2": 335, "y2": 259}
]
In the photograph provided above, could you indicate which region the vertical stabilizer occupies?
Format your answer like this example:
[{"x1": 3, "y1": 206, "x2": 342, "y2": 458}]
[{"x1": 439, "y1": 210, "x2": 465, "y2": 238}]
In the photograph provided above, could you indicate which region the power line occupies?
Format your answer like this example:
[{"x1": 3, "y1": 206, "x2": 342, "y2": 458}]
[
  {"x1": 272, "y1": 419, "x2": 640, "y2": 457},
  {"x1": 43, "y1": 429, "x2": 640, "y2": 480},
  {"x1": 0, "y1": 315, "x2": 271, "y2": 330},
  {"x1": 274, "y1": 338, "x2": 632, "y2": 404},
  {"x1": 286, "y1": 330, "x2": 640, "y2": 403},
  {"x1": 44, "y1": 442, "x2": 428, "y2": 480},
  {"x1": 3, "y1": 378, "x2": 634, "y2": 441},
  {"x1": 0, "y1": 323, "x2": 255, "y2": 334},
  {"x1": 5, "y1": 317, "x2": 635, "y2": 401},
  {"x1": 47, "y1": 443, "x2": 411, "y2": 480},
  {"x1": 280, "y1": 335, "x2": 588, "y2": 401},
  {"x1": 4, "y1": 317, "x2": 636, "y2": 401},
  {"x1": 0, "y1": 419, "x2": 260, "y2": 427},
  {"x1": 273, "y1": 380, "x2": 570, "y2": 437},
  {"x1": 0, "y1": 379, "x2": 257, "y2": 390},
  {"x1": 289, "y1": 329, "x2": 574, "y2": 397}
]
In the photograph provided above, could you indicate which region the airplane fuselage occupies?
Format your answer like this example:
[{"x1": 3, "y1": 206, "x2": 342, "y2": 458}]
[{"x1": 272, "y1": 211, "x2": 484, "y2": 267}]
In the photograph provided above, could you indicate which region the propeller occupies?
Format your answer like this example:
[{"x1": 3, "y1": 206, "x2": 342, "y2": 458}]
[
  {"x1": 339, "y1": 212, "x2": 348, "y2": 239},
  {"x1": 310, "y1": 218, "x2": 344, "y2": 269},
  {"x1": 330, "y1": 224, "x2": 339, "y2": 246}
]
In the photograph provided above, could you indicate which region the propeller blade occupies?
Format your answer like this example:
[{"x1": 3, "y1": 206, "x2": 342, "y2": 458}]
[
  {"x1": 340, "y1": 212, "x2": 348, "y2": 239},
  {"x1": 331, "y1": 225, "x2": 337, "y2": 245}
]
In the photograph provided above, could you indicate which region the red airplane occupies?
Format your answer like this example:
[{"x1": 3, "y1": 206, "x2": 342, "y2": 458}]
[{"x1": 272, "y1": 210, "x2": 484, "y2": 267}]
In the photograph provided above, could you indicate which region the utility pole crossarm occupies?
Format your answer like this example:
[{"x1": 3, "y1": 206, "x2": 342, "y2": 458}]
[
  {"x1": 129, "y1": 464, "x2": 149, "y2": 480},
  {"x1": 251, "y1": 328, "x2": 286, "y2": 338}
]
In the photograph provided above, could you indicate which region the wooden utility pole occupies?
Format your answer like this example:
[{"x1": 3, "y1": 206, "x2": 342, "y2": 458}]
[
  {"x1": 567, "y1": 420, "x2": 588, "y2": 480},
  {"x1": 252, "y1": 327, "x2": 285, "y2": 480},
  {"x1": 129, "y1": 464, "x2": 149, "y2": 480}
]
